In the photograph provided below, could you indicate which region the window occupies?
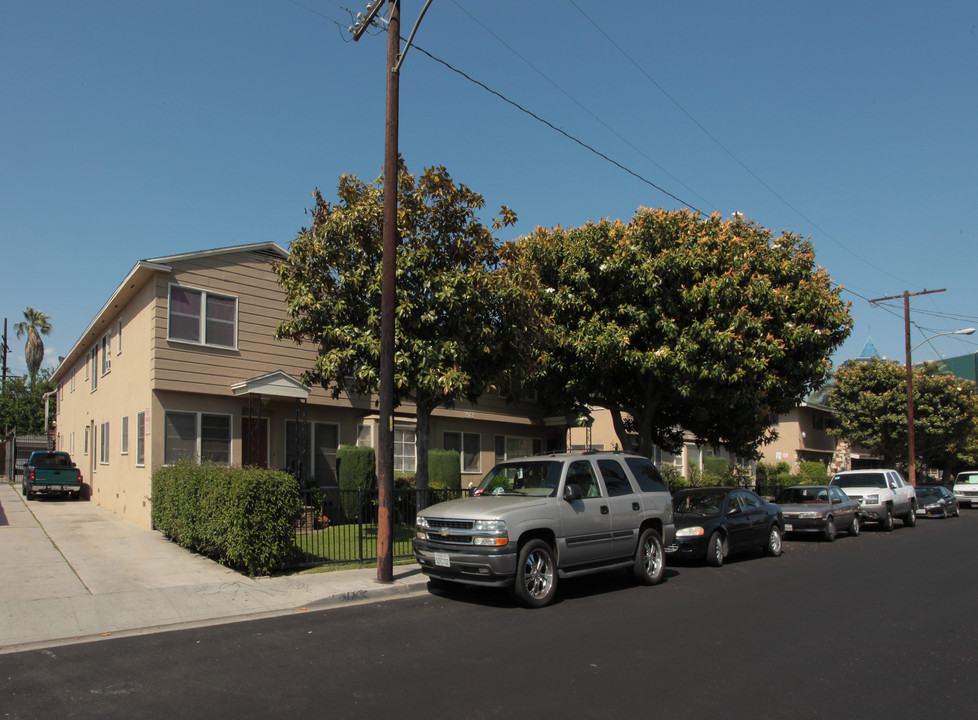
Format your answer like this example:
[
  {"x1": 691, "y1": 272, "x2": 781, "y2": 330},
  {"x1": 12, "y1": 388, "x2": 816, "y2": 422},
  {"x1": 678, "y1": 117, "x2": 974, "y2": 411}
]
[
  {"x1": 101, "y1": 334, "x2": 111, "y2": 375},
  {"x1": 567, "y1": 460, "x2": 601, "y2": 498},
  {"x1": 394, "y1": 427, "x2": 416, "y2": 473},
  {"x1": 356, "y1": 423, "x2": 373, "y2": 448},
  {"x1": 625, "y1": 458, "x2": 669, "y2": 493},
  {"x1": 286, "y1": 421, "x2": 339, "y2": 485},
  {"x1": 598, "y1": 459, "x2": 634, "y2": 496},
  {"x1": 84, "y1": 426, "x2": 89, "y2": 455},
  {"x1": 99, "y1": 421, "x2": 110, "y2": 464},
  {"x1": 164, "y1": 411, "x2": 231, "y2": 465},
  {"x1": 136, "y1": 411, "x2": 145, "y2": 466},
  {"x1": 121, "y1": 416, "x2": 129, "y2": 455},
  {"x1": 117, "y1": 320, "x2": 123, "y2": 355},
  {"x1": 493, "y1": 435, "x2": 538, "y2": 464},
  {"x1": 90, "y1": 346, "x2": 98, "y2": 391},
  {"x1": 444, "y1": 431, "x2": 481, "y2": 473},
  {"x1": 168, "y1": 285, "x2": 238, "y2": 348}
]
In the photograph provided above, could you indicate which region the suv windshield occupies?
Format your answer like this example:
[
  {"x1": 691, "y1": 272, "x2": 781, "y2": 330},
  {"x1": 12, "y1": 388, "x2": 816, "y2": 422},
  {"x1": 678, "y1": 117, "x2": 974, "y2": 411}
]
[
  {"x1": 475, "y1": 460, "x2": 563, "y2": 497},
  {"x1": 832, "y1": 473, "x2": 887, "y2": 489},
  {"x1": 915, "y1": 487, "x2": 942, "y2": 500},
  {"x1": 955, "y1": 474, "x2": 978, "y2": 485}
]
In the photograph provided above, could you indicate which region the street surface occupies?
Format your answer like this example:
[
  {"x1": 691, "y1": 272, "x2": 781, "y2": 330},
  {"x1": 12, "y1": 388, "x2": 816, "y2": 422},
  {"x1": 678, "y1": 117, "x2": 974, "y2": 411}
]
[{"x1": 3, "y1": 509, "x2": 977, "y2": 719}]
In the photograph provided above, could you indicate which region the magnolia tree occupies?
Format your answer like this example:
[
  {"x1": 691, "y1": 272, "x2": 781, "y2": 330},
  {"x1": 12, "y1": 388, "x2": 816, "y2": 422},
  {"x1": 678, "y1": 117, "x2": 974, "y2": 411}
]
[
  {"x1": 276, "y1": 162, "x2": 532, "y2": 492},
  {"x1": 830, "y1": 358, "x2": 978, "y2": 476},
  {"x1": 501, "y1": 208, "x2": 853, "y2": 457}
]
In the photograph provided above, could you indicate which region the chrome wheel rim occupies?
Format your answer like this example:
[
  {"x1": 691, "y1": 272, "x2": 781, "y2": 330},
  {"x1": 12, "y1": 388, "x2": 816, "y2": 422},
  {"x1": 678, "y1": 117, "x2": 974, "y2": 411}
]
[
  {"x1": 770, "y1": 527, "x2": 782, "y2": 554},
  {"x1": 643, "y1": 537, "x2": 663, "y2": 578},
  {"x1": 712, "y1": 536, "x2": 723, "y2": 564},
  {"x1": 523, "y1": 550, "x2": 554, "y2": 599}
]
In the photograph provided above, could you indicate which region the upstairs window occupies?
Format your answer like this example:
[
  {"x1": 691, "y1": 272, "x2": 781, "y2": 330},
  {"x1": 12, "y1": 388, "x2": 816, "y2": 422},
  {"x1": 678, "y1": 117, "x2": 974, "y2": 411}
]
[{"x1": 168, "y1": 285, "x2": 237, "y2": 349}]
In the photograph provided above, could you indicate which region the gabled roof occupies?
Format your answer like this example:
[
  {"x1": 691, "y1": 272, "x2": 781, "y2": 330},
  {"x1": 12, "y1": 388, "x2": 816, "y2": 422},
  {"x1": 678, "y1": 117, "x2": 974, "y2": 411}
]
[
  {"x1": 231, "y1": 370, "x2": 310, "y2": 399},
  {"x1": 52, "y1": 241, "x2": 288, "y2": 381}
]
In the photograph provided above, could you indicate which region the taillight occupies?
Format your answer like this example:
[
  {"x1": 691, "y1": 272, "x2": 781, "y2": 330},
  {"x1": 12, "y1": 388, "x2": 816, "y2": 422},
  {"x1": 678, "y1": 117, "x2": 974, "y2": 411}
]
[
  {"x1": 77, "y1": 470, "x2": 83, "y2": 483},
  {"x1": 29, "y1": 468, "x2": 35, "y2": 481}
]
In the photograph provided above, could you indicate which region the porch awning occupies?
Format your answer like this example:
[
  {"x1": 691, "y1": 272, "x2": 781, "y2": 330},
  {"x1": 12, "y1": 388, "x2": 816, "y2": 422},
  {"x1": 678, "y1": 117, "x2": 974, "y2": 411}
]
[{"x1": 231, "y1": 370, "x2": 311, "y2": 399}]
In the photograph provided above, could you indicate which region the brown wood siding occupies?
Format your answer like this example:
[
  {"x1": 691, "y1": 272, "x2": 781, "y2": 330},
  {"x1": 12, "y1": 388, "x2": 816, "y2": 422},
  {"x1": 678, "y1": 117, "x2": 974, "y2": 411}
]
[{"x1": 150, "y1": 250, "x2": 322, "y2": 395}]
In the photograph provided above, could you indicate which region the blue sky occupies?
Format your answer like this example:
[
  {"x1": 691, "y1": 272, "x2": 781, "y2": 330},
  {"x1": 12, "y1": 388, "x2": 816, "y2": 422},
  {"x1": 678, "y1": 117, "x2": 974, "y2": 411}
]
[{"x1": 3, "y1": 0, "x2": 977, "y2": 379}]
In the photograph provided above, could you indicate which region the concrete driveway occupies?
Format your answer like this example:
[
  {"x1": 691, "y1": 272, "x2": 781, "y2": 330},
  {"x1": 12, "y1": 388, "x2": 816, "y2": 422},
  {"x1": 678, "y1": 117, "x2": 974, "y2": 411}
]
[{"x1": 0, "y1": 480, "x2": 426, "y2": 653}]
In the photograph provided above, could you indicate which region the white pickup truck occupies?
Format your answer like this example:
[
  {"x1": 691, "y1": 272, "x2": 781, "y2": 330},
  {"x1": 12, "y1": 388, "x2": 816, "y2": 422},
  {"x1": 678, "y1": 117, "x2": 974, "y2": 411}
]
[{"x1": 830, "y1": 469, "x2": 917, "y2": 531}]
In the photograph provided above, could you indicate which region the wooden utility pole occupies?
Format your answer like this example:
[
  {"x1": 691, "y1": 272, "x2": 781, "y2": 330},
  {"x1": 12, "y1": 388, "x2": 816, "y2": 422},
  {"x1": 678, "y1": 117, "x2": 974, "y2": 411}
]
[
  {"x1": 870, "y1": 288, "x2": 946, "y2": 485},
  {"x1": 351, "y1": 0, "x2": 431, "y2": 582}
]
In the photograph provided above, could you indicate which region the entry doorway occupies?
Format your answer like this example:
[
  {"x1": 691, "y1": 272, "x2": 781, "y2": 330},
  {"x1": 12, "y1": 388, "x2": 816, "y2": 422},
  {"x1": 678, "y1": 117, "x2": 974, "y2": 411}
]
[{"x1": 242, "y1": 417, "x2": 269, "y2": 468}]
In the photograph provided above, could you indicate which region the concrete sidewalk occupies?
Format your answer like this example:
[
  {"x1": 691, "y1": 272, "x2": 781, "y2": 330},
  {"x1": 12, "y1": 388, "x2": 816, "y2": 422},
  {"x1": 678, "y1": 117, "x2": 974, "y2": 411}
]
[{"x1": 0, "y1": 480, "x2": 428, "y2": 654}]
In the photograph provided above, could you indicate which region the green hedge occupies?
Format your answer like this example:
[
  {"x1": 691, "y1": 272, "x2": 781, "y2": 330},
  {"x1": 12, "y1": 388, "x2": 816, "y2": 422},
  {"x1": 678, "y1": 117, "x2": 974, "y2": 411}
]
[
  {"x1": 429, "y1": 449, "x2": 461, "y2": 490},
  {"x1": 151, "y1": 460, "x2": 301, "y2": 576},
  {"x1": 799, "y1": 461, "x2": 829, "y2": 483},
  {"x1": 336, "y1": 446, "x2": 376, "y2": 520}
]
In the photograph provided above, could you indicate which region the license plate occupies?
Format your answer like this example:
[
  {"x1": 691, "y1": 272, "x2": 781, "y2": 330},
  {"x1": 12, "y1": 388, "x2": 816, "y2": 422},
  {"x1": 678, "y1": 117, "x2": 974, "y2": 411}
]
[
  {"x1": 915, "y1": 510, "x2": 926, "y2": 516},
  {"x1": 784, "y1": 524, "x2": 793, "y2": 532},
  {"x1": 434, "y1": 552, "x2": 450, "y2": 568}
]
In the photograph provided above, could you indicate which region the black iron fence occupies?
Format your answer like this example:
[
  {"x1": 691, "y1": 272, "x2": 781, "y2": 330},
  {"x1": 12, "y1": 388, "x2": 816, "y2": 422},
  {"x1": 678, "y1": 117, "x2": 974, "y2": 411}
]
[{"x1": 292, "y1": 487, "x2": 469, "y2": 568}]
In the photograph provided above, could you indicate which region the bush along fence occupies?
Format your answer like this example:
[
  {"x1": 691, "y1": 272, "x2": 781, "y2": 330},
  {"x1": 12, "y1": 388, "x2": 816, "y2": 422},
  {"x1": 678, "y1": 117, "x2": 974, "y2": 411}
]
[{"x1": 151, "y1": 460, "x2": 302, "y2": 576}]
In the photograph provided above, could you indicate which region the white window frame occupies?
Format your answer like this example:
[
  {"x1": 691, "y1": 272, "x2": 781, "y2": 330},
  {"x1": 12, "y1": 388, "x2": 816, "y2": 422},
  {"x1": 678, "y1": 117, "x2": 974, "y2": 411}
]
[
  {"x1": 356, "y1": 422, "x2": 373, "y2": 448},
  {"x1": 285, "y1": 420, "x2": 340, "y2": 485},
  {"x1": 394, "y1": 426, "x2": 417, "y2": 473},
  {"x1": 101, "y1": 334, "x2": 111, "y2": 375},
  {"x1": 167, "y1": 283, "x2": 239, "y2": 350},
  {"x1": 99, "y1": 421, "x2": 110, "y2": 465},
  {"x1": 444, "y1": 431, "x2": 482, "y2": 474},
  {"x1": 163, "y1": 411, "x2": 232, "y2": 465},
  {"x1": 136, "y1": 411, "x2": 146, "y2": 466}
]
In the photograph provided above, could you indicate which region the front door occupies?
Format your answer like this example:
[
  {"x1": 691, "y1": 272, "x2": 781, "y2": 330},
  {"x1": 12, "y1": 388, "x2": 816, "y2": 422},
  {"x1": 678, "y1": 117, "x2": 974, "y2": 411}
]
[{"x1": 242, "y1": 417, "x2": 269, "y2": 468}]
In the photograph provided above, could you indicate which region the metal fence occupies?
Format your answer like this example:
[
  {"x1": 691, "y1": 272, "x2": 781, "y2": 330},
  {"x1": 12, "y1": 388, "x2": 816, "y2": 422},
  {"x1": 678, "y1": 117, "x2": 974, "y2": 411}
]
[{"x1": 292, "y1": 487, "x2": 469, "y2": 568}]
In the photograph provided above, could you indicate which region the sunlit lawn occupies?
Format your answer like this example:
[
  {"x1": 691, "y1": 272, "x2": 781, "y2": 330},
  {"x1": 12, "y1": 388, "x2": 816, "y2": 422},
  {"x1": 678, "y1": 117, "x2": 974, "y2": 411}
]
[{"x1": 295, "y1": 522, "x2": 416, "y2": 565}]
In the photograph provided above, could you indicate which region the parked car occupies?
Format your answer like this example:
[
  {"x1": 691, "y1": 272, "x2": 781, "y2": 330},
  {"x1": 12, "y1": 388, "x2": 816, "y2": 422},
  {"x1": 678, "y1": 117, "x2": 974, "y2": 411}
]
[
  {"x1": 22, "y1": 450, "x2": 83, "y2": 500},
  {"x1": 665, "y1": 487, "x2": 783, "y2": 567},
  {"x1": 414, "y1": 451, "x2": 676, "y2": 608},
  {"x1": 915, "y1": 485, "x2": 960, "y2": 519},
  {"x1": 776, "y1": 484, "x2": 861, "y2": 541},
  {"x1": 951, "y1": 471, "x2": 978, "y2": 508},
  {"x1": 829, "y1": 469, "x2": 916, "y2": 530}
]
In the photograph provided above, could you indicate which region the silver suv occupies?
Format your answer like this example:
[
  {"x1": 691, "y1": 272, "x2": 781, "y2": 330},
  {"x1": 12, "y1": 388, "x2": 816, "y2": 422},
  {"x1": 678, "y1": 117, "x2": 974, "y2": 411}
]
[{"x1": 414, "y1": 451, "x2": 676, "y2": 607}]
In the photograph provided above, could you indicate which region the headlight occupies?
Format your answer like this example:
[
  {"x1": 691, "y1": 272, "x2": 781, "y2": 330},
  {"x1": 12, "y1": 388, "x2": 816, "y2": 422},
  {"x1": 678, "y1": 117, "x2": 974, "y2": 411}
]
[
  {"x1": 473, "y1": 519, "x2": 507, "y2": 533},
  {"x1": 863, "y1": 494, "x2": 880, "y2": 504},
  {"x1": 797, "y1": 511, "x2": 824, "y2": 519},
  {"x1": 676, "y1": 526, "x2": 705, "y2": 538},
  {"x1": 416, "y1": 515, "x2": 429, "y2": 529}
]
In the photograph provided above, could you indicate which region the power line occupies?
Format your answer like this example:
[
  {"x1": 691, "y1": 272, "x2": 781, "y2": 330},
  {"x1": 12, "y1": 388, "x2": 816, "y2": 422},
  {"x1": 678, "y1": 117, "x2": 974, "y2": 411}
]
[
  {"x1": 565, "y1": 0, "x2": 917, "y2": 291},
  {"x1": 450, "y1": 0, "x2": 715, "y2": 212}
]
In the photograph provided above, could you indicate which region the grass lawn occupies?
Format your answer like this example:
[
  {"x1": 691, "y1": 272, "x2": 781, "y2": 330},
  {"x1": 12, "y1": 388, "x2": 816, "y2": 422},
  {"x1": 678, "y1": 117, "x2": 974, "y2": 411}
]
[{"x1": 295, "y1": 522, "x2": 416, "y2": 565}]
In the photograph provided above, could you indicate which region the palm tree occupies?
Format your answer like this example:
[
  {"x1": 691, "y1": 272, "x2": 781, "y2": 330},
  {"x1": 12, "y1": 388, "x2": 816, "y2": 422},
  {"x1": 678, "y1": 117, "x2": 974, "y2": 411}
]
[{"x1": 14, "y1": 306, "x2": 52, "y2": 379}]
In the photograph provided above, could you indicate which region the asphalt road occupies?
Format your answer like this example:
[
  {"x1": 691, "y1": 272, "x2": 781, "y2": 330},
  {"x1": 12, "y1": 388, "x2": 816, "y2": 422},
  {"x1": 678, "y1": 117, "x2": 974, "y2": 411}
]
[{"x1": 3, "y1": 509, "x2": 977, "y2": 720}]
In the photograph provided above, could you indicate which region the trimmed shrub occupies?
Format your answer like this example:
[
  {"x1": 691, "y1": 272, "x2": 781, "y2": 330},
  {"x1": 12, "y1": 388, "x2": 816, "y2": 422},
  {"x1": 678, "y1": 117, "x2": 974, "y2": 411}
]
[
  {"x1": 429, "y1": 450, "x2": 461, "y2": 490},
  {"x1": 336, "y1": 446, "x2": 376, "y2": 521},
  {"x1": 799, "y1": 461, "x2": 829, "y2": 483},
  {"x1": 659, "y1": 464, "x2": 687, "y2": 492},
  {"x1": 151, "y1": 461, "x2": 300, "y2": 576},
  {"x1": 702, "y1": 456, "x2": 729, "y2": 483}
]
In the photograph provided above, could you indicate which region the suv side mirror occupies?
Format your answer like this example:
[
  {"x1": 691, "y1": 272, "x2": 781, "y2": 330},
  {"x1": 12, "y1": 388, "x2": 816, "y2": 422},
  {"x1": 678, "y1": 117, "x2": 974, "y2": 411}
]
[{"x1": 564, "y1": 484, "x2": 583, "y2": 501}]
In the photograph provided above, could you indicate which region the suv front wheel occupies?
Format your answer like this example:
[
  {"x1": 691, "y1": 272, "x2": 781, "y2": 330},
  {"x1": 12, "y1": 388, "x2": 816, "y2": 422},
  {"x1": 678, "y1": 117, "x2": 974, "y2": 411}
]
[
  {"x1": 512, "y1": 539, "x2": 557, "y2": 608},
  {"x1": 634, "y1": 528, "x2": 665, "y2": 585}
]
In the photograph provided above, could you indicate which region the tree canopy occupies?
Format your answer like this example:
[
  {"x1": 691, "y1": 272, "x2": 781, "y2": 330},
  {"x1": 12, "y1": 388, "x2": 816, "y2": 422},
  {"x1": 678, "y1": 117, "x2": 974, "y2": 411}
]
[
  {"x1": 276, "y1": 162, "x2": 528, "y2": 489},
  {"x1": 0, "y1": 368, "x2": 55, "y2": 435},
  {"x1": 501, "y1": 208, "x2": 853, "y2": 457},
  {"x1": 830, "y1": 358, "x2": 978, "y2": 474}
]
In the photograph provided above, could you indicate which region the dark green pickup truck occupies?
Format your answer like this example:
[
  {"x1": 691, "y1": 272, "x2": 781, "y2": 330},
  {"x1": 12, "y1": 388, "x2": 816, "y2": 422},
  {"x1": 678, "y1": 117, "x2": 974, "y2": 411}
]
[{"x1": 22, "y1": 450, "x2": 84, "y2": 500}]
